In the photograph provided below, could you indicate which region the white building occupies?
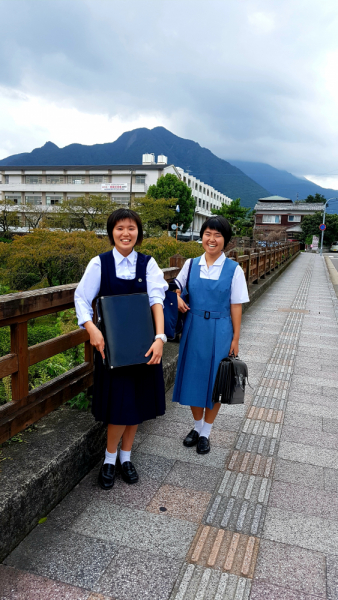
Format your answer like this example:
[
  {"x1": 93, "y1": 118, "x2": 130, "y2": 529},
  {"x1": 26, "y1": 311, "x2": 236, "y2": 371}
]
[{"x1": 0, "y1": 153, "x2": 232, "y2": 236}]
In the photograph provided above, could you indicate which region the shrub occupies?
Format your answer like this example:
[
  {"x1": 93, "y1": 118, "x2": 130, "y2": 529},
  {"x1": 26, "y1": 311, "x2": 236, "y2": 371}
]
[{"x1": 138, "y1": 234, "x2": 203, "y2": 268}]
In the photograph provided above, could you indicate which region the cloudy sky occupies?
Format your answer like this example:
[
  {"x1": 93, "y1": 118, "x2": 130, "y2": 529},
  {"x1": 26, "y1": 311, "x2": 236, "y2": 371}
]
[{"x1": 1, "y1": 0, "x2": 338, "y2": 186}]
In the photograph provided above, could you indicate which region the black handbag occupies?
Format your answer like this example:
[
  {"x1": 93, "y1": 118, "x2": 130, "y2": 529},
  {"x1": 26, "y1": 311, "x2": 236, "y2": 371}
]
[
  {"x1": 173, "y1": 258, "x2": 194, "y2": 336},
  {"x1": 212, "y1": 356, "x2": 249, "y2": 405}
]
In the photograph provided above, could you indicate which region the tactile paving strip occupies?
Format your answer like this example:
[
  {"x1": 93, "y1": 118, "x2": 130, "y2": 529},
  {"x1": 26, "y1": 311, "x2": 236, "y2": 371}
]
[{"x1": 170, "y1": 258, "x2": 314, "y2": 599}]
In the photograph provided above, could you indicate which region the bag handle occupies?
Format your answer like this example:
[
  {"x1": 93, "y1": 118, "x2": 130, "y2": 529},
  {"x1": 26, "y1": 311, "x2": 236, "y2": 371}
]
[{"x1": 186, "y1": 258, "x2": 194, "y2": 294}]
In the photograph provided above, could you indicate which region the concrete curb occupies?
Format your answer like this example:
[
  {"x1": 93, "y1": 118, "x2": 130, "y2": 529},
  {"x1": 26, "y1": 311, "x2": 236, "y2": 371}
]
[
  {"x1": 0, "y1": 252, "x2": 299, "y2": 561},
  {"x1": 325, "y1": 255, "x2": 338, "y2": 298}
]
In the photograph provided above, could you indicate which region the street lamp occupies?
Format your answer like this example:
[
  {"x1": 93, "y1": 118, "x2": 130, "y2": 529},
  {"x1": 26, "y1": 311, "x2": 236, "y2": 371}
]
[
  {"x1": 190, "y1": 207, "x2": 199, "y2": 241},
  {"x1": 320, "y1": 197, "x2": 338, "y2": 255},
  {"x1": 175, "y1": 204, "x2": 180, "y2": 241}
]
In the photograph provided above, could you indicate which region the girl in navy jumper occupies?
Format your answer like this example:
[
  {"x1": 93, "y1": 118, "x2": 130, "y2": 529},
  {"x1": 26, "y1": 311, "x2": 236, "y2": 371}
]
[{"x1": 75, "y1": 209, "x2": 168, "y2": 489}]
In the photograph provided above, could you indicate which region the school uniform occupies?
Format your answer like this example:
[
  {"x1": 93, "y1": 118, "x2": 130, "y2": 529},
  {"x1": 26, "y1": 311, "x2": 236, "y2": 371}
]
[
  {"x1": 75, "y1": 247, "x2": 168, "y2": 426},
  {"x1": 172, "y1": 253, "x2": 249, "y2": 410}
]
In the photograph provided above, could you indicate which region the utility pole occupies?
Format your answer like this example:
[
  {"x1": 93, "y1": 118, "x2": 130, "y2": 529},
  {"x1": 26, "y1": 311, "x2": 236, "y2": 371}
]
[
  {"x1": 129, "y1": 170, "x2": 134, "y2": 209},
  {"x1": 320, "y1": 197, "x2": 338, "y2": 255}
]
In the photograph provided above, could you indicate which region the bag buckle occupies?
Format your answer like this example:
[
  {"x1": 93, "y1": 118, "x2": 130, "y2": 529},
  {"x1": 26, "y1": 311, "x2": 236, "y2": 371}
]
[{"x1": 204, "y1": 311, "x2": 210, "y2": 320}]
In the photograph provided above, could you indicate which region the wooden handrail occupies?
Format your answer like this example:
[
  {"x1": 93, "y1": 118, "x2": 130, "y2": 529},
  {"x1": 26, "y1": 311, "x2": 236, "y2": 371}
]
[{"x1": 0, "y1": 245, "x2": 299, "y2": 444}]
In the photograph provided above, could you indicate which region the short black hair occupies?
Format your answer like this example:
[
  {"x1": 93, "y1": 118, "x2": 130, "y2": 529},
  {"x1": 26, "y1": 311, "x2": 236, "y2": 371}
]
[
  {"x1": 200, "y1": 216, "x2": 232, "y2": 250},
  {"x1": 107, "y1": 208, "x2": 143, "y2": 246}
]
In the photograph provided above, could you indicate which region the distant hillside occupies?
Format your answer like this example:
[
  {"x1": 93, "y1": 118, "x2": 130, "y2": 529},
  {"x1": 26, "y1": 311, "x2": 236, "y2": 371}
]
[
  {"x1": 0, "y1": 127, "x2": 270, "y2": 208},
  {"x1": 230, "y1": 160, "x2": 338, "y2": 203}
]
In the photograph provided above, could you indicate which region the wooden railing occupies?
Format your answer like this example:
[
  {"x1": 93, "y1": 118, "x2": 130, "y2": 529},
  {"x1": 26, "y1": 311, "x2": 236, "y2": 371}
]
[
  {"x1": 0, "y1": 267, "x2": 180, "y2": 444},
  {"x1": 0, "y1": 242, "x2": 299, "y2": 444}
]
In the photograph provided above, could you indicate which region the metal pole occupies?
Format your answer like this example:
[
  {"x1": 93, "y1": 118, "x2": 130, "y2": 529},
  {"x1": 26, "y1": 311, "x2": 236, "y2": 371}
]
[
  {"x1": 129, "y1": 171, "x2": 133, "y2": 209},
  {"x1": 320, "y1": 197, "x2": 338, "y2": 255},
  {"x1": 320, "y1": 202, "x2": 327, "y2": 256},
  {"x1": 191, "y1": 207, "x2": 196, "y2": 241}
]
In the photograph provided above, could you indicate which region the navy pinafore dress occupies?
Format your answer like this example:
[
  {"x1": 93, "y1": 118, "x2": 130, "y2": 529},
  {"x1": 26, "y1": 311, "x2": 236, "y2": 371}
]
[
  {"x1": 93, "y1": 250, "x2": 166, "y2": 426},
  {"x1": 172, "y1": 256, "x2": 237, "y2": 410}
]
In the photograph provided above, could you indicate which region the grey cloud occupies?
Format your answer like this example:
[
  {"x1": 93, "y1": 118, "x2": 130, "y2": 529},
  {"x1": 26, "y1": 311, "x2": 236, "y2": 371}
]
[{"x1": 0, "y1": 0, "x2": 338, "y2": 175}]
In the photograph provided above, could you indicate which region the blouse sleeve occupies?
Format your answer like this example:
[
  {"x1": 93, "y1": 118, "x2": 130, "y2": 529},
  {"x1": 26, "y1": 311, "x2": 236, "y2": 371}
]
[
  {"x1": 174, "y1": 258, "x2": 193, "y2": 291},
  {"x1": 230, "y1": 265, "x2": 250, "y2": 304},
  {"x1": 74, "y1": 256, "x2": 101, "y2": 327},
  {"x1": 146, "y1": 257, "x2": 169, "y2": 307}
]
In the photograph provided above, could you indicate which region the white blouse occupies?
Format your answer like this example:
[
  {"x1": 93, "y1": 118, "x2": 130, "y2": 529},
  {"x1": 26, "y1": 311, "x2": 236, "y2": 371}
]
[
  {"x1": 174, "y1": 253, "x2": 250, "y2": 304},
  {"x1": 75, "y1": 248, "x2": 168, "y2": 327}
]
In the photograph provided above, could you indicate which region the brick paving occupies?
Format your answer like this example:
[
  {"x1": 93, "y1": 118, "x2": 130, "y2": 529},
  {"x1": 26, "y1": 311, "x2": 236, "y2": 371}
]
[{"x1": 2, "y1": 253, "x2": 338, "y2": 600}]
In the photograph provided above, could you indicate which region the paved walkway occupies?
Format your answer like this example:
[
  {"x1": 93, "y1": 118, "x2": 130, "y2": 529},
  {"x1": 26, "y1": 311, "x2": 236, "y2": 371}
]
[{"x1": 1, "y1": 253, "x2": 338, "y2": 600}]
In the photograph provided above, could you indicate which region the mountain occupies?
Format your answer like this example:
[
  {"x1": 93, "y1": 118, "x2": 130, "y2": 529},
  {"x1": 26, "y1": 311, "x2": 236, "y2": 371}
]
[
  {"x1": 230, "y1": 160, "x2": 338, "y2": 204},
  {"x1": 0, "y1": 127, "x2": 270, "y2": 208}
]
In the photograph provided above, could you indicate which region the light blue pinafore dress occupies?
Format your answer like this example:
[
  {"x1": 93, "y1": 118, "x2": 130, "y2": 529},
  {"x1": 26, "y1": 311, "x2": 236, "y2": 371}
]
[{"x1": 172, "y1": 256, "x2": 237, "y2": 409}]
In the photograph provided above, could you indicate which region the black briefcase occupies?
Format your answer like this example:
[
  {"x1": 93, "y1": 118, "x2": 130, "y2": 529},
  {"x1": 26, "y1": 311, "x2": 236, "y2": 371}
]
[
  {"x1": 212, "y1": 356, "x2": 248, "y2": 405},
  {"x1": 97, "y1": 293, "x2": 154, "y2": 369}
]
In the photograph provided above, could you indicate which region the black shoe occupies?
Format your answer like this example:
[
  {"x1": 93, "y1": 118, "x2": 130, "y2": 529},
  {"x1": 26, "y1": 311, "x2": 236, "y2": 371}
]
[
  {"x1": 117, "y1": 458, "x2": 139, "y2": 484},
  {"x1": 197, "y1": 436, "x2": 210, "y2": 454},
  {"x1": 98, "y1": 462, "x2": 116, "y2": 489},
  {"x1": 183, "y1": 429, "x2": 200, "y2": 447}
]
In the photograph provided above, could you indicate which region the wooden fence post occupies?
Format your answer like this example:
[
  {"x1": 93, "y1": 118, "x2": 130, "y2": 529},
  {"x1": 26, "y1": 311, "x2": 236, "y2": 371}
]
[{"x1": 10, "y1": 322, "x2": 29, "y2": 401}]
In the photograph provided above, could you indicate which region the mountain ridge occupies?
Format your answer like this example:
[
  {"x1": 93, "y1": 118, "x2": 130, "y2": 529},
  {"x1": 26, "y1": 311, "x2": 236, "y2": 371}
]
[
  {"x1": 0, "y1": 127, "x2": 270, "y2": 208},
  {"x1": 230, "y1": 160, "x2": 338, "y2": 203}
]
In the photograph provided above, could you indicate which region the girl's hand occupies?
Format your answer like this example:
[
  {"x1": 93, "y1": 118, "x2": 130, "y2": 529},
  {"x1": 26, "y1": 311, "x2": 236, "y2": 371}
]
[
  {"x1": 85, "y1": 322, "x2": 105, "y2": 360},
  {"x1": 178, "y1": 295, "x2": 190, "y2": 313},
  {"x1": 229, "y1": 338, "x2": 239, "y2": 357},
  {"x1": 145, "y1": 339, "x2": 164, "y2": 365}
]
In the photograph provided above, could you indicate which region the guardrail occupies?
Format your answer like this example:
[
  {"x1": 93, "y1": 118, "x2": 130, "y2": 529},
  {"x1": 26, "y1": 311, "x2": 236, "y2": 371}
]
[{"x1": 0, "y1": 241, "x2": 299, "y2": 444}]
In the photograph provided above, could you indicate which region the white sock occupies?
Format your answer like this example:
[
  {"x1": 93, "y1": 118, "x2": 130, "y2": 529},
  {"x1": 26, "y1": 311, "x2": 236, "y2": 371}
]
[
  {"x1": 104, "y1": 449, "x2": 117, "y2": 466},
  {"x1": 200, "y1": 422, "x2": 213, "y2": 439},
  {"x1": 119, "y1": 449, "x2": 131, "y2": 464},
  {"x1": 194, "y1": 418, "x2": 204, "y2": 434}
]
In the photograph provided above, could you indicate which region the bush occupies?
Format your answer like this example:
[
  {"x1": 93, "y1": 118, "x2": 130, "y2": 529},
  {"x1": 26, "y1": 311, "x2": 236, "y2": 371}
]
[
  {"x1": 138, "y1": 234, "x2": 203, "y2": 268},
  {"x1": 27, "y1": 324, "x2": 61, "y2": 347}
]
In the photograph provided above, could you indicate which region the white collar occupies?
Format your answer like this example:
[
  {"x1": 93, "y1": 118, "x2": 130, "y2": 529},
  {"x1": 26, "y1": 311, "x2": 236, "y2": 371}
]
[
  {"x1": 113, "y1": 247, "x2": 137, "y2": 266},
  {"x1": 199, "y1": 252, "x2": 226, "y2": 267}
]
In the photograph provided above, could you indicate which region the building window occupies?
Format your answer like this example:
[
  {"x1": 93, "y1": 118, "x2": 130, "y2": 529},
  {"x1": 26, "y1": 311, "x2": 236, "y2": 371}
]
[
  {"x1": 46, "y1": 195, "x2": 62, "y2": 205},
  {"x1": 113, "y1": 196, "x2": 130, "y2": 205},
  {"x1": 198, "y1": 199, "x2": 201, "y2": 207},
  {"x1": 195, "y1": 183, "x2": 198, "y2": 190},
  {"x1": 68, "y1": 176, "x2": 85, "y2": 184},
  {"x1": 288, "y1": 215, "x2": 301, "y2": 222},
  {"x1": 203, "y1": 200, "x2": 205, "y2": 208},
  {"x1": 135, "y1": 175, "x2": 146, "y2": 184},
  {"x1": 89, "y1": 175, "x2": 108, "y2": 183},
  {"x1": 5, "y1": 195, "x2": 21, "y2": 204},
  {"x1": 199, "y1": 185, "x2": 202, "y2": 192},
  {"x1": 46, "y1": 175, "x2": 64, "y2": 184},
  {"x1": 25, "y1": 176, "x2": 42, "y2": 184},
  {"x1": 183, "y1": 176, "x2": 186, "y2": 182},
  {"x1": 188, "y1": 179, "x2": 191, "y2": 187},
  {"x1": 207, "y1": 190, "x2": 209, "y2": 196},
  {"x1": 4, "y1": 175, "x2": 9, "y2": 183},
  {"x1": 25, "y1": 196, "x2": 42, "y2": 205},
  {"x1": 262, "y1": 215, "x2": 281, "y2": 224}
]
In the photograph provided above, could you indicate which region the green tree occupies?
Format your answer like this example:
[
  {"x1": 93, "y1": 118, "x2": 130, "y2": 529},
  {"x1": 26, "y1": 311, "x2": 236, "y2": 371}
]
[
  {"x1": 302, "y1": 193, "x2": 326, "y2": 204},
  {"x1": 146, "y1": 173, "x2": 196, "y2": 232},
  {"x1": 211, "y1": 198, "x2": 254, "y2": 236},
  {"x1": 134, "y1": 197, "x2": 176, "y2": 237},
  {"x1": 46, "y1": 195, "x2": 117, "y2": 232},
  {"x1": 23, "y1": 205, "x2": 46, "y2": 230},
  {"x1": 300, "y1": 211, "x2": 338, "y2": 245},
  {"x1": 0, "y1": 198, "x2": 19, "y2": 237},
  {"x1": 0, "y1": 229, "x2": 110, "y2": 289}
]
